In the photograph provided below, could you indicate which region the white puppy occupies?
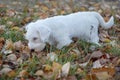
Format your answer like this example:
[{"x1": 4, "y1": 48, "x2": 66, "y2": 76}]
[{"x1": 25, "y1": 12, "x2": 114, "y2": 51}]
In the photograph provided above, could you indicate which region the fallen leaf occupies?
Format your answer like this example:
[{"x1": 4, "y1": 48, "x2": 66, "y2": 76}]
[
  {"x1": 62, "y1": 62, "x2": 70, "y2": 77},
  {"x1": 86, "y1": 73, "x2": 98, "y2": 80},
  {"x1": 14, "y1": 41, "x2": 23, "y2": 51},
  {"x1": 0, "y1": 67, "x2": 12, "y2": 74},
  {"x1": 52, "y1": 62, "x2": 62, "y2": 73},
  {"x1": 17, "y1": 58, "x2": 23, "y2": 64},
  {"x1": 95, "y1": 72, "x2": 111, "y2": 80},
  {"x1": 91, "y1": 67, "x2": 115, "y2": 76},
  {"x1": 18, "y1": 70, "x2": 29, "y2": 77},
  {"x1": 35, "y1": 70, "x2": 44, "y2": 76},
  {"x1": 11, "y1": 26, "x2": 20, "y2": 31},
  {"x1": 0, "y1": 25, "x2": 5, "y2": 34},
  {"x1": 91, "y1": 51, "x2": 103, "y2": 59},
  {"x1": 22, "y1": 46, "x2": 31, "y2": 54},
  {"x1": 5, "y1": 40, "x2": 14, "y2": 50},
  {"x1": 92, "y1": 60, "x2": 103, "y2": 68},
  {"x1": 44, "y1": 64, "x2": 52, "y2": 72},
  {"x1": 103, "y1": 38, "x2": 111, "y2": 43},
  {"x1": 7, "y1": 70, "x2": 16, "y2": 77},
  {"x1": 0, "y1": 37, "x2": 5, "y2": 50},
  {"x1": 7, "y1": 54, "x2": 17, "y2": 61}
]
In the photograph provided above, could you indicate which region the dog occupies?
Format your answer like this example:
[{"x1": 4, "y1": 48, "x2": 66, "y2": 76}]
[{"x1": 25, "y1": 12, "x2": 114, "y2": 51}]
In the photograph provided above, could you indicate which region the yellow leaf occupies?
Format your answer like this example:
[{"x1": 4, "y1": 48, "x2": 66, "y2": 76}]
[
  {"x1": 103, "y1": 38, "x2": 111, "y2": 43},
  {"x1": 5, "y1": 40, "x2": 14, "y2": 50},
  {"x1": 42, "y1": 6, "x2": 49, "y2": 11},
  {"x1": 52, "y1": 62, "x2": 62, "y2": 73},
  {"x1": 79, "y1": 7, "x2": 87, "y2": 11},
  {"x1": 11, "y1": 26, "x2": 20, "y2": 31},
  {"x1": 44, "y1": 65, "x2": 52, "y2": 72},
  {"x1": 60, "y1": 10, "x2": 65, "y2": 14}
]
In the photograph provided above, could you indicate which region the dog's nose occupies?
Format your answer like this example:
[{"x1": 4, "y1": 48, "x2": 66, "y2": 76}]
[{"x1": 30, "y1": 49, "x2": 35, "y2": 52}]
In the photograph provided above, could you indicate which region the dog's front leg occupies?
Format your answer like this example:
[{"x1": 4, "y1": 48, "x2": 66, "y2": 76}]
[{"x1": 56, "y1": 37, "x2": 73, "y2": 49}]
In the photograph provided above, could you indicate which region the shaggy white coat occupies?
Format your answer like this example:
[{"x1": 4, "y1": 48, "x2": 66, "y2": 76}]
[{"x1": 25, "y1": 12, "x2": 114, "y2": 51}]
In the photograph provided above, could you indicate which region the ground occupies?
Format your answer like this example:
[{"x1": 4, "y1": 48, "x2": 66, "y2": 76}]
[{"x1": 0, "y1": 0, "x2": 120, "y2": 80}]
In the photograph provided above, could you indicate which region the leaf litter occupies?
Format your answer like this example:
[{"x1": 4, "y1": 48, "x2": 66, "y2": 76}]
[{"x1": 0, "y1": 0, "x2": 120, "y2": 80}]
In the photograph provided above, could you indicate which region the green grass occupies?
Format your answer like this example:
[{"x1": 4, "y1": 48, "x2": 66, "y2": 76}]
[{"x1": 0, "y1": 30, "x2": 24, "y2": 42}]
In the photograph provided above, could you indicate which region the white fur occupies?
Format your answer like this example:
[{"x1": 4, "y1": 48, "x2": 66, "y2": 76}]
[{"x1": 25, "y1": 12, "x2": 114, "y2": 51}]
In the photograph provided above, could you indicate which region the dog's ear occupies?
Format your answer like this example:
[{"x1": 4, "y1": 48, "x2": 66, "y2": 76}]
[{"x1": 38, "y1": 26, "x2": 51, "y2": 42}]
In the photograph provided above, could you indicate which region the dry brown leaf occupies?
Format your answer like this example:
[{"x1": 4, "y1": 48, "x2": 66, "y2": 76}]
[
  {"x1": 91, "y1": 67, "x2": 115, "y2": 76},
  {"x1": 18, "y1": 70, "x2": 29, "y2": 77},
  {"x1": 0, "y1": 37, "x2": 5, "y2": 50},
  {"x1": 7, "y1": 70, "x2": 16, "y2": 77},
  {"x1": 22, "y1": 46, "x2": 31, "y2": 54},
  {"x1": 7, "y1": 54, "x2": 17, "y2": 61},
  {"x1": 76, "y1": 68, "x2": 84, "y2": 74},
  {"x1": 35, "y1": 70, "x2": 44, "y2": 76},
  {"x1": 14, "y1": 41, "x2": 23, "y2": 51},
  {"x1": 5, "y1": 40, "x2": 14, "y2": 50},
  {"x1": 44, "y1": 64, "x2": 52, "y2": 72},
  {"x1": 86, "y1": 73, "x2": 98, "y2": 80},
  {"x1": 17, "y1": 58, "x2": 23, "y2": 64},
  {"x1": 6, "y1": 9, "x2": 16, "y2": 17},
  {"x1": 91, "y1": 51, "x2": 103, "y2": 58},
  {"x1": 0, "y1": 25, "x2": 5, "y2": 34},
  {"x1": 52, "y1": 62, "x2": 62, "y2": 73}
]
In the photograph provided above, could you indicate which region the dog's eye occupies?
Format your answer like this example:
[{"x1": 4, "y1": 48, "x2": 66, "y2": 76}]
[{"x1": 33, "y1": 37, "x2": 38, "y2": 41}]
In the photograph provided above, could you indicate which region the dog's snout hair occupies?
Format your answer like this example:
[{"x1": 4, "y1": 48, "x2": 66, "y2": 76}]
[{"x1": 25, "y1": 11, "x2": 114, "y2": 51}]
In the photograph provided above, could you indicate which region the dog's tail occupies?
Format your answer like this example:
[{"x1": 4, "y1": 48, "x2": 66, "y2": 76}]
[{"x1": 95, "y1": 12, "x2": 114, "y2": 29}]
